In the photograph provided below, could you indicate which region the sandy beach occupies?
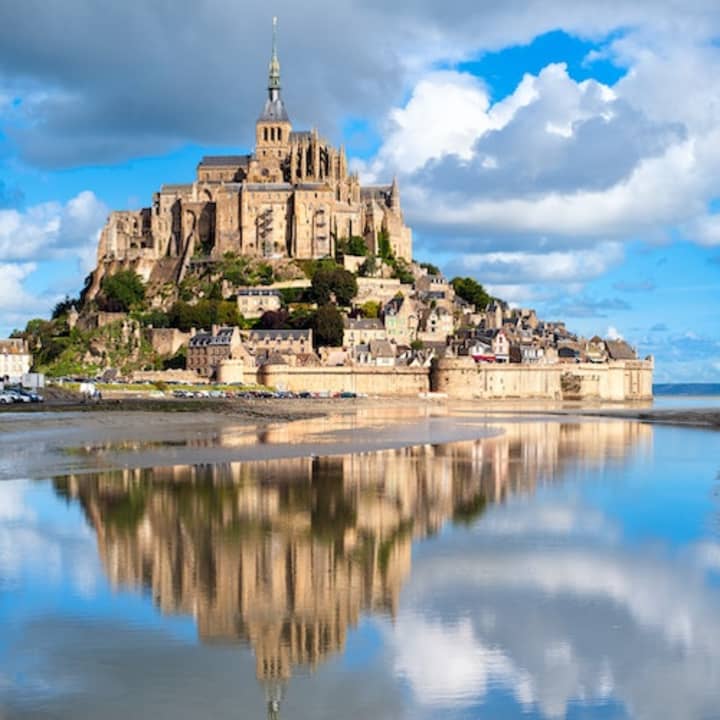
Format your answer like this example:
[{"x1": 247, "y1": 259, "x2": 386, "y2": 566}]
[{"x1": 1, "y1": 394, "x2": 717, "y2": 482}]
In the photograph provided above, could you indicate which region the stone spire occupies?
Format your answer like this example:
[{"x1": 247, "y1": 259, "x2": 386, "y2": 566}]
[
  {"x1": 259, "y1": 16, "x2": 289, "y2": 121},
  {"x1": 390, "y1": 175, "x2": 401, "y2": 211},
  {"x1": 268, "y1": 16, "x2": 281, "y2": 99}
]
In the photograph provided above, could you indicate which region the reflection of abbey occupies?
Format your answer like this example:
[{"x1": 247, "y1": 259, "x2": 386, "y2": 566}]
[
  {"x1": 56, "y1": 418, "x2": 649, "y2": 697},
  {"x1": 96, "y1": 19, "x2": 411, "y2": 282}
]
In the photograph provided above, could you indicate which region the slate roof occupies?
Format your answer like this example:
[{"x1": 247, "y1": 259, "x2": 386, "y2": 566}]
[
  {"x1": 198, "y1": 155, "x2": 251, "y2": 167},
  {"x1": 344, "y1": 318, "x2": 384, "y2": 330},
  {"x1": 189, "y1": 327, "x2": 236, "y2": 347},
  {"x1": 605, "y1": 339, "x2": 636, "y2": 360},
  {"x1": 248, "y1": 329, "x2": 311, "y2": 341},
  {"x1": 259, "y1": 97, "x2": 289, "y2": 122}
]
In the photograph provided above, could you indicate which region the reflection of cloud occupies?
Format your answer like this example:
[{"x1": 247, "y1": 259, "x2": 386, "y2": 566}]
[
  {"x1": 472, "y1": 501, "x2": 615, "y2": 539},
  {"x1": 390, "y1": 614, "x2": 533, "y2": 708},
  {"x1": 0, "y1": 481, "x2": 34, "y2": 521},
  {"x1": 397, "y1": 500, "x2": 720, "y2": 720},
  {"x1": 0, "y1": 480, "x2": 99, "y2": 593}
]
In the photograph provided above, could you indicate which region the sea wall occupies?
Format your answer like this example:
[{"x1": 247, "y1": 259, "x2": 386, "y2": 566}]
[
  {"x1": 216, "y1": 357, "x2": 653, "y2": 400},
  {"x1": 430, "y1": 358, "x2": 654, "y2": 401},
  {"x1": 256, "y1": 364, "x2": 429, "y2": 396}
]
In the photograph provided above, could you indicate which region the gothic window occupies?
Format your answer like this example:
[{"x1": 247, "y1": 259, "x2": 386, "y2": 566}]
[
  {"x1": 264, "y1": 127, "x2": 268, "y2": 142},
  {"x1": 277, "y1": 128, "x2": 282, "y2": 141}
]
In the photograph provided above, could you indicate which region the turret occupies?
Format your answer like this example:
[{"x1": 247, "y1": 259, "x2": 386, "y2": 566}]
[{"x1": 390, "y1": 175, "x2": 401, "y2": 212}]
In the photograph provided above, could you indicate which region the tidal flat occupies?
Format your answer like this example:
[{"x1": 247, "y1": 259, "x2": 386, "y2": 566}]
[{"x1": 1, "y1": 401, "x2": 719, "y2": 719}]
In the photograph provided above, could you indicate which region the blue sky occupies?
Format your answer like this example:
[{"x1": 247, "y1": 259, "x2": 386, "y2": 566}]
[{"x1": 1, "y1": 2, "x2": 720, "y2": 381}]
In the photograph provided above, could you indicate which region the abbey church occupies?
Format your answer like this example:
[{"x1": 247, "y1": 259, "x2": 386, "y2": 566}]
[{"x1": 95, "y1": 19, "x2": 412, "y2": 282}]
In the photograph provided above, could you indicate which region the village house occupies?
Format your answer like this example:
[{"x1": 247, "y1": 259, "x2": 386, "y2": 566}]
[
  {"x1": 417, "y1": 306, "x2": 454, "y2": 343},
  {"x1": 382, "y1": 296, "x2": 420, "y2": 345},
  {"x1": 236, "y1": 288, "x2": 282, "y2": 319},
  {"x1": 188, "y1": 326, "x2": 242, "y2": 378},
  {"x1": 415, "y1": 273, "x2": 456, "y2": 311},
  {"x1": 342, "y1": 318, "x2": 387, "y2": 349},
  {"x1": 245, "y1": 328, "x2": 313, "y2": 356},
  {"x1": 0, "y1": 338, "x2": 32, "y2": 382}
]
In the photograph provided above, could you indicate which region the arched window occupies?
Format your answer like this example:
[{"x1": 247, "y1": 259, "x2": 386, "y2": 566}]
[
  {"x1": 263, "y1": 127, "x2": 268, "y2": 142},
  {"x1": 270, "y1": 127, "x2": 275, "y2": 142},
  {"x1": 277, "y1": 128, "x2": 282, "y2": 141}
]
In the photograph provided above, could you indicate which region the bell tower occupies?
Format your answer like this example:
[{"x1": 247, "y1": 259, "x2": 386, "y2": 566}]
[{"x1": 256, "y1": 16, "x2": 292, "y2": 168}]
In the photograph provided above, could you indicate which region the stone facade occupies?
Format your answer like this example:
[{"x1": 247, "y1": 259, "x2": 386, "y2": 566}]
[
  {"x1": 89, "y1": 23, "x2": 412, "y2": 298},
  {"x1": 236, "y1": 287, "x2": 282, "y2": 318},
  {"x1": 188, "y1": 326, "x2": 241, "y2": 378},
  {"x1": 0, "y1": 338, "x2": 32, "y2": 381}
]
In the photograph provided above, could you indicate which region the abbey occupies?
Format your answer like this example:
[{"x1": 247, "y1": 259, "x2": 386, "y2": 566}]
[{"x1": 96, "y1": 20, "x2": 412, "y2": 279}]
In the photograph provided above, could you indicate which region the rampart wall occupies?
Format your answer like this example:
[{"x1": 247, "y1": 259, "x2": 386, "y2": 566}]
[
  {"x1": 430, "y1": 358, "x2": 653, "y2": 401},
  {"x1": 256, "y1": 365, "x2": 429, "y2": 396},
  {"x1": 216, "y1": 357, "x2": 653, "y2": 400}
]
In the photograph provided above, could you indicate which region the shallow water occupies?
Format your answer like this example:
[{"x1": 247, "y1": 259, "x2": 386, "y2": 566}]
[{"x1": 1, "y1": 416, "x2": 719, "y2": 719}]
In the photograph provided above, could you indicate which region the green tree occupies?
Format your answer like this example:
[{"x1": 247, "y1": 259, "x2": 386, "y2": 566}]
[
  {"x1": 346, "y1": 236, "x2": 368, "y2": 256},
  {"x1": 451, "y1": 276, "x2": 492, "y2": 310},
  {"x1": 359, "y1": 300, "x2": 380, "y2": 319},
  {"x1": 390, "y1": 257, "x2": 415, "y2": 284},
  {"x1": 313, "y1": 304, "x2": 344, "y2": 347},
  {"x1": 311, "y1": 266, "x2": 357, "y2": 306},
  {"x1": 100, "y1": 270, "x2": 146, "y2": 312},
  {"x1": 419, "y1": 262, "x2": 441, "y2": 276},
  {"x1": 51, "y1": 296, "x2": 78, "y2": 320},
  {"x1": 168, "y1": 299, "x2": 241, "y2": 332},
  {"x1": 377, "y1": 229, "x2": 393, "y2": 261}
]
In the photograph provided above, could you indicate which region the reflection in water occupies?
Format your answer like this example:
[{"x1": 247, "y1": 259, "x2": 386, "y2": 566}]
[{"x1": 53, "y1": 420, "x2": 651, "y2": 711}]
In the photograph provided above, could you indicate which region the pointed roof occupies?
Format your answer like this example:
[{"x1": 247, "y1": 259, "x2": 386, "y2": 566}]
[{"x1": 259, "y1": 17, "x2": 289, "y2": 122}]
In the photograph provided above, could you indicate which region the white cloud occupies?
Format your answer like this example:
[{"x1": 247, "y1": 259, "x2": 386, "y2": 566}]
[
  {"x1": 457, "y1": 242, "x2": 624, "y2": 284},
  {"x1": 0, "y1": 191, "x2": 107, "y2": 267},
  {"x1": 606, "y1": 325, "x2": 623, "y2": 340},
  {"x1": 0, "y1": 262, "x2": 47, "y2": 325}
]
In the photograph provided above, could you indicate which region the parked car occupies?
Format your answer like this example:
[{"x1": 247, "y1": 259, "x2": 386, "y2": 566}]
[
  {"x1": 5, "y1": 390, "x2": 31, "y2": 403},
  {"x1": 0, "y1": 391, "x2": 15, "y2": 404},
  {"x1": 18, "y1": 389, "x2": 43, "y2": 403}
]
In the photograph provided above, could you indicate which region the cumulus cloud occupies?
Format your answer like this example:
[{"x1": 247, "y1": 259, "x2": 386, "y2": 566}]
[
  {"x1": 450, "y1": 242, "x2": 624, "y2": 284},
  {"x1": 0, "y1": 191, "x2": 107, "y2": 267}
]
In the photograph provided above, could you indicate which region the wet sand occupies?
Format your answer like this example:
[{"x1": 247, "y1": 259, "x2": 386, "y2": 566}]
[{"x1": 2, "y1": 397, "x2": 717, "y2": 481}]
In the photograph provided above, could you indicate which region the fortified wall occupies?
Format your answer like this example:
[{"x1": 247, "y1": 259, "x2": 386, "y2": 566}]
[
  {"x1": 430, "y1": 357, "x2": 654, "y2": 401},
  {"x1": 219, "y1": 357, "x2": 653, "y2": 401},
  {"x1": 255, "y1": 364, "x2": 429, "y2": 396}
]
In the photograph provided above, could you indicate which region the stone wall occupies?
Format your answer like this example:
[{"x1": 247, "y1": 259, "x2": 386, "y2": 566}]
[
  {"x1": 430, "y1": 357, "x2": 654, "y2": 401},
  {"x1": 145, "y1": 328, "x2": 191, "y2": 356},
  {"x1": 131, "y1": 369, "x2": 205, "y2": 384},
  {"x1": 256, "y1": 364, "x2": 429, "y2": 396}
]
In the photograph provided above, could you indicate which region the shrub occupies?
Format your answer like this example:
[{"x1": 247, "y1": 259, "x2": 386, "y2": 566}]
[{"x1": 100, "y1": 270, "x2": 145, "y2": 312}]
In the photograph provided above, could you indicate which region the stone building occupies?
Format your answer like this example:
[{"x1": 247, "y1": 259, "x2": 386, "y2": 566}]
[
  {"x1": 187, "y1": 326, "x2": 241, "y2": 378},
  {"x1": 90, "y1": 20, "x2": 412, "y2": 299},
  {"x1": 342, "y1": 318, "x2": 387, "y2": 349},
  {"x1": 0, "y1": 338, "x2": 32, "y2": 381},
  {"x1": 245, "y1": 328, "x2": 313, "y2": 356},
  {"x1": 236, "y1": 288, "x2": 282, "y2": 319}
]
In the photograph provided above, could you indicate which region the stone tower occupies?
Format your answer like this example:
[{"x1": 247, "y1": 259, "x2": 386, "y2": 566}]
[{"x1": 254, "y1": 17, "x2": 292, "y2": 183}]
